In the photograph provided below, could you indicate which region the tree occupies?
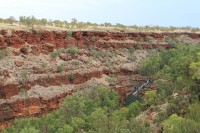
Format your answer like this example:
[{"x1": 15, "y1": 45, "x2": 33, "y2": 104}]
[
  {"x1": 56, "y1": 124, "x2": 73, "y2": 133},
  {"x1": 59, "y1": 94, "x2": 88, "y2": 122},
  {"x1": 162, "y1": 114, "x2": 200, "y2": 133},
  {"x1": 128, "y1": 118, "x2": 151, "y2": 133},
  {"x1": 140, "y1": 54, "x2": 161, "y2": 76},
  {"x1": 41, "y1": 18, "x2": 47, "y2": 26},
  {"x1": 162, "y1": 114, "x2": 182, "y2": 133},
  {"x1": 96, "y1": 87, "x2": 119, "y2": 110},
  {"x1": 69, "y1": 46, "x2": 78, "y2": 55},
  {"x1": 19, "y1": 16, "x2": 38, "y2": 27},
  {"x1": 19, "y1": 16, "x2": 26, "y2": 25},
  {"x1": 71, "y1": 18, "x2": 77, "y2": 25},
  {"x1": 110, "y1": 108, "x2": 129, "y2": 132},
  {"x1": 88, "y1": 108, "x2": 109, "y2": 133},
  {"x1": 187, "y1": 102, "x2": 200, "y2": 123},
  {"x1": 18, "y1": 127, "x2": 40, "y2": 133},
  {"x1": 70, "y1": 117, "x2": 85, "y2": 132},
  {"x1": 115, "y1": 23, "x2": 125, "y2": 28},
  {"x1": 53, "y1": 20, "x2": 63, "y2": 27},
  {"x1": 0, "y1": 18, "x2": 4, "y2": 23},
  {"x1": 143, "y1": 90, "x2": 157, "y2": 106},
  {"x1": 7, "y1": 16, "x2": 16, "y2": 24},
  {"x1": 127, "y1": 101, "x2": 141, "y2": 117},
  {"x1": 104, "y1": 22, "x2": 112, "y2": 27},
  {"x1": 88, "y1": 108, "x2": 128, "y2": 133},
  {"x1": 189, "y1": 53, "x2": 200, "y2": 80}
]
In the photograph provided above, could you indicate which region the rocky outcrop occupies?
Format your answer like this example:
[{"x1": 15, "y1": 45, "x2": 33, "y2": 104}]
[
  {"x1": 0, "y1": 70, "x2": 103, "y2": 99},
  {"x1": 0, "y1": 89, "x2": 77, "y2": 124},
  {"x1": 14, "y1": 61, "x2": 24, "y2": 67},
  {"x1": 0, "y1": 30, "x2": 199, "y2": 54},
  {"x1": 0, "y1": 30, "x2": 199, "y2": 130},
  {"x1": 0, "y1": 76, "x2": 109, "y2": 130},
  {"x1": 113, "y1": 75, "x2": 149, "y2": 102}
]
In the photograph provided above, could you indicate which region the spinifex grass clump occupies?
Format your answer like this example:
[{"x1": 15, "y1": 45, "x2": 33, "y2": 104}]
[
  {"x1": 0, "y1": 48, "x2": 10, "y2": 60},
  {"x1": 69, "y1": 46, "x2": 78, "y2": 55}
]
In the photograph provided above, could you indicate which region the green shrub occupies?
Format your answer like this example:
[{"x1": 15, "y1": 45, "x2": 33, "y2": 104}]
[
  {"x1": 128, "y1": 53, "x2": 136, "y2": 62},
  {"x1": 67, "y1": 31, "x2": 72, "y2": 38},
  {"x1": 69, "y1": 46, "x2": 78, "y2": 55},
  {"x1": 72, "y1": 61, "x2": 80, "y2": 66},
  {"x1": 128, "y1": 101, "x2": 141, "y2": 117},
  {"x1": 19, "y1": 70, "x2": 29, "y2": 81},
  {"x1": 140, "y1": 54, "x2": 161, "y2": 76},
  {"x1": 119, "y1": 48, "x2": 129, "y2": 53},
  {"x1": 57, "y1": 65, "x2": 64, "y2": 73},
  {"x1": 40, "y1": 63, "x2": 47, "y2": 68},
  {"x1": 162, "y1": 114, "x2": 200, "y2": 133},
  {"x1": 0, "y1": 48, "x2": 10, "y2": 60},
  {"x1": 164, "y1": 36, "x2": 177, "y2": 48},
  {"x1": 154, "y1": 111, "x2": 169, "y2": 124},
  {"x1": 143, "y1": 90, "x2": 157, "y2": 106},
  {"x1": 106, "y1": 76, "x2": 117, "y2": 86},
  {"x1": 129, "y1": 47, "x2": 135, "y2": 53},
  {"x1": 19, "y1": 88, "x2": 27, "y2": 96},
  {"x1": 57, "y1": 48, "x2": 66, "y2": 53},
  {"x1": 68, "y1": 73, "x2": 74, "y2": 81},
  {"x1": 50, "y1": 51, "x2": 59, "y2": 58},
  {"x1": 145, "y1": 36, "x2": 153, "y2": 43}
]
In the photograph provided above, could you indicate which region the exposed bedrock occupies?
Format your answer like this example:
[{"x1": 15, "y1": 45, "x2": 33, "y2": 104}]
[
  {"x1": 0, "y1": 75, "x2": 109, "y2": 130},
  {"x1": 1, "y1": 30, "x2": 199, "y2": 52},
  {"x1": 0, "y1": 70, "x2": 103, "y2": 99},
  {"x1": 0, "y1": 30, "x2": 199, "y2": 130}
]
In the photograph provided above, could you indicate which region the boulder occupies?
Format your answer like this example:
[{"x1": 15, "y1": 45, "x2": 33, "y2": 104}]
[
  {"x1": 20, "y1": 47, "x2": 29, "y2": 55},
  {"x1": 12, "y1": 49, "x2": 20, "y2": 56},
  {"x1": 14, "y1": 61, "x2": 24, "y2": 67},
  {"x1": 59, "y1": 53, "x2": 72, "y2": 61},
  {"x1": 6, "y1": 37, "x2": 25, "y2": 46},
  {"x1": 31, "y1": 46, "x2": 40, "y2": 55},
  {"x1": 42, "y1": 43, "x2": 54, "y2": 52}
]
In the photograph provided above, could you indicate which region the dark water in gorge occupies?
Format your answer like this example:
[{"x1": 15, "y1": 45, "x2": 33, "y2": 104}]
[
  {"x1": 124, "y1": 79, "x2": 150, "y2": 106},
  {"x1": 124, "y1": 94, "x2": 140, "y2": 106}
]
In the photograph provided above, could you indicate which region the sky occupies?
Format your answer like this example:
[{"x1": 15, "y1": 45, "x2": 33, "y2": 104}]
[{"x1": 0, "y1": 0, "x2": 199, "y2": 27}]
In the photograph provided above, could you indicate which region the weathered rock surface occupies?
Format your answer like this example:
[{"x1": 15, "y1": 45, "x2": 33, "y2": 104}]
[
  {"x1": 0, "y1": 30, "x2": 199, "y2": 55},
  {"x1": 0, "y1": 76, "x2": 109, "y2": 130},
  {"x1": 0, "y1": 30, "x2": 200, "y2": 130},
  {"x1": 14, "y1": 61, "x2": 24, "y2": 67}
]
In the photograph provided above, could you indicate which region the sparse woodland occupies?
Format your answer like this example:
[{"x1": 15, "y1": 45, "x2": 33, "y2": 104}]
[{"x1": 0, "y1": 16, "x2": 200, "y2": 33}]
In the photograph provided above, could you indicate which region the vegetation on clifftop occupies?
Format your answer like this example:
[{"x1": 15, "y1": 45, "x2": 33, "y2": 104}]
[{"x1": 0, "y1": 16, "x2": 200, "y2": 32}]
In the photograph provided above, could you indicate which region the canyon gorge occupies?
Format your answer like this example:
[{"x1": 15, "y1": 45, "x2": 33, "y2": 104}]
[{"x1": 0, "y1": 29, "x2": 200, "y2": 130}]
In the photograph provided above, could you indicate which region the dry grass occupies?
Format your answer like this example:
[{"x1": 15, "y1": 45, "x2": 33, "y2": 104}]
[{"x1": 0, "y1": 23, "x2": 200, "y2": 33}]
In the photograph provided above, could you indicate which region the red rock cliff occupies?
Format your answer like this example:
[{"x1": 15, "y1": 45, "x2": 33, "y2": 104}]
[
  {"x1": 1, "y1": 30, "x2": 199, "y2": 52},
  {"x1": 0, "y1": 30, "x2": 200, "y2": 130}
]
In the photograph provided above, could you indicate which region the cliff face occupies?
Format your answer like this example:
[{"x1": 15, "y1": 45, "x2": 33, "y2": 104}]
[
  {"x1": 0, "y1": 30, "x2": 184, "y2": 51},
  {"x1": 1, "y1": 30, "x2": 200, "y2": 55},
  {"x1": 0, "y1": 30, "x2": 200, "y2": 130}
]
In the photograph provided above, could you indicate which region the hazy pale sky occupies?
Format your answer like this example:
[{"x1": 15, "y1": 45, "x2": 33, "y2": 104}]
[{"x1": 0, "y1": 0, "x2": 199, "y2": 27}]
